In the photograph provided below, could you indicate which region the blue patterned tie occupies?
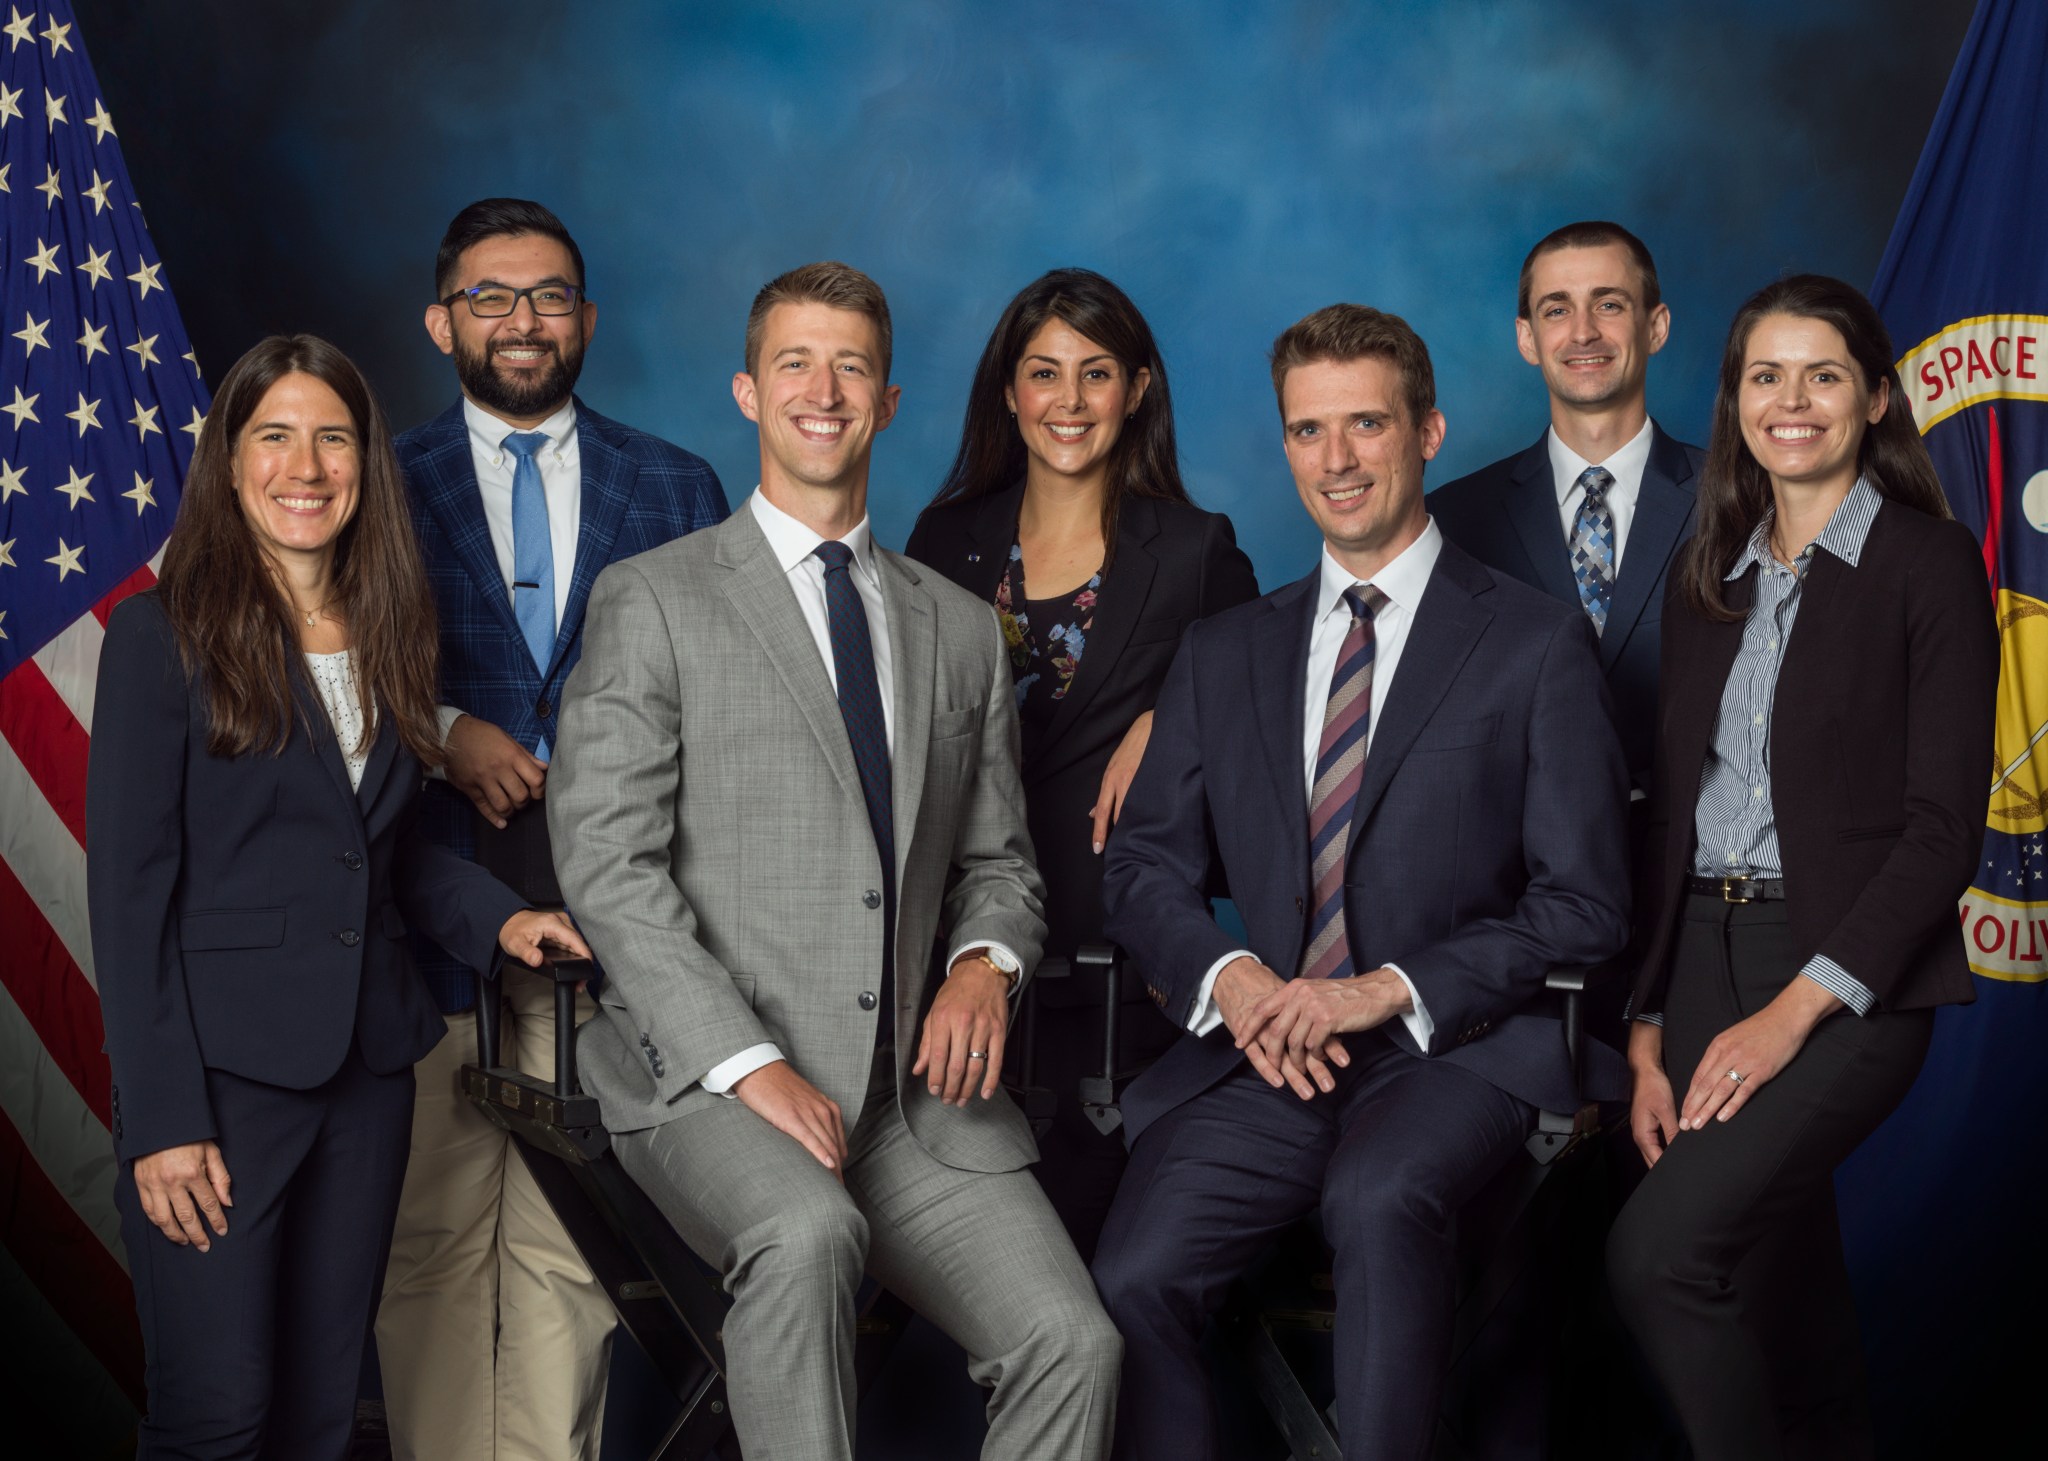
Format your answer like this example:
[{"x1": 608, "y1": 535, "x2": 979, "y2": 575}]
[
  {"x1": 1569, "y1": 465, "x2": 1616, "y2": 636},
  {"x1": 504, "y1": 430, "x2": 555, "y2": 759},
  {"x1": 814, "y1": 541, "x2": 896, "y2": 1041}
]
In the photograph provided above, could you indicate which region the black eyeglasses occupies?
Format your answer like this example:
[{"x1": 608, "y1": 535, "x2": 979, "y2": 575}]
[{"x1": 440, "y1": 282, "x2": 586, "y2": 318}]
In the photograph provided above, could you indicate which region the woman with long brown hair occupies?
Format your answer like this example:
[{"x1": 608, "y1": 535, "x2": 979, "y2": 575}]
[
  {"x1": 1606, "y1": 276, "x2": 1997, "y2": 1459},
  {"x1": 86, "y1": 334, "x2": 588, "y2": 1459},
  {"x1": 905, "y1": 269, "x2": 1258, "y2": 1256}
]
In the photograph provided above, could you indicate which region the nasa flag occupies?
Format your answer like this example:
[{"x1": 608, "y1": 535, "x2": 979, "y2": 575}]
[{"x1": 1843, "y1": 0, "x2": 2048, "y2": 1444}]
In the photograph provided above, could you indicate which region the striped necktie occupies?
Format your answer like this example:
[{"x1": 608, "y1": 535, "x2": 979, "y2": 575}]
[{"x1": 1299, "y1": 583, "x2": 1387, "y2": 983}]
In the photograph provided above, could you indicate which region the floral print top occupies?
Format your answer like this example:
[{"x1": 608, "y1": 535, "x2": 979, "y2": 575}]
[{"x1": 994, "y1": 543, "x2": 1101, "y2": 739}]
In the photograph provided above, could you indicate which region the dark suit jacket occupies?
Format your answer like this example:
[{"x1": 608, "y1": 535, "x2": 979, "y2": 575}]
[
  {"x1": 905, "y1": 489, "x2": 1258, "y2": 971},
  {"x1": 85, "y1": 592, "x2": 528, "y2": 1162},
  {"x1": 1429, "y1": 423, "x2": 1702, "y2": 798},
  {"x1": 1103, "y1": 539, "x2": 1633, "y2": 1143},
  {"x1": 398, "y1": 398, "x2": 727, "y2": 1010},
  {"x1": 1630, "y1": 500, "x2": 1998, "y2": 1018}
]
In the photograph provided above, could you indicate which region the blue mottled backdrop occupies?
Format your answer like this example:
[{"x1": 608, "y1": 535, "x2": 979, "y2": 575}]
[{"x1": 75, "y1": 1, "x2": 2006, "y2": 1457}]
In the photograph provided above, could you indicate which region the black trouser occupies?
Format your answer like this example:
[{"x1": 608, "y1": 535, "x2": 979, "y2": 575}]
[
  {"x1": 115, "y1": 1042, "x2": 415, "y2": 1460},
  {"x1": 1607, "y1": 896, "x2": 1933, "y2": 1461},
  {"x1": 1092, "y1": 1036, "x2": 1534, "y2": 1461}
]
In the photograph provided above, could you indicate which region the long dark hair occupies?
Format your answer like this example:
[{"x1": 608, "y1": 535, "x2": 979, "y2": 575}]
[
  {"x1": 158, "y1": 334, "x2": 444, "y2": 764},
  {"x1": 929, "y1": 269, "x2": 1188, "y2": 561},
  {"x1": 1678, "y1": 274, "x2": 1951, "y2": 621}
]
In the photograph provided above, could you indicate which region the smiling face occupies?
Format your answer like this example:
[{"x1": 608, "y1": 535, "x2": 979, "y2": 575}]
[
  {"x1": 1515, "y1": 242, "x2": 1669, "y2": 410},
  {"x1": 232, "y1": 371, "x2": 362, "y2": 574},
  {"x1": 1737, "y1": 312, "x2": 1889, "y2": 494},
  {"x1": 733, "y1": 300, "x2": 900, "y2": 502},
  {"x1": 1280, "y1": 354, "x2": 1443, "y2": 578},
  {"x1": 427, "y1": 232, "x2": 594, "y2": 426},
  {"x1": 1004, "y1": 317, "x2": 1150, "y2": 491}
]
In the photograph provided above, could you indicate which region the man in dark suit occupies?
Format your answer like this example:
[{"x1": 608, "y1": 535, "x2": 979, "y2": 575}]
[
  {"x1": 1428, "y1": 221, "x2": 1701, "y2": 812},
  {"x1": 377, "y1": 198, "x2": 728, "y2": 1461},
  {"x1": 1090, "y1": 304, "x2": 1631, "y2": 1460}
]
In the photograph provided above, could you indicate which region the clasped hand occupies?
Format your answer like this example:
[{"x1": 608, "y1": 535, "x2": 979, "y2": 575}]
[{"x1": 1215, "y1": 957, "x2": 1411, "y2": 1100}]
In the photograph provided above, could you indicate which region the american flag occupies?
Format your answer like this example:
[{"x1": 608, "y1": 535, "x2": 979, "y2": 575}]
[{"x1": 0, "y1": 1, "x2": 208, "y2": 1415}]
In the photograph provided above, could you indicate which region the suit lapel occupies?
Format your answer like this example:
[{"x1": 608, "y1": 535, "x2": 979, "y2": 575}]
[
  {"x1": 961, "y1": 485, "x2": 1022, "y2": 600},
  {"x1": 1253, "y1": 574, "x2": 1318, "y2": 853},
  {"x1": 414, "y1": 406, "x2": 527, "y2": 652},
  {"x1": 291, "y1": 674, "x2": 368, "y2": 828},
  {"x1": 880, "y1": 551, "x2": 935, "y2": 873},
  {"x1": 1348, "y1": 549, "x2": 1492, "y2": 838},
  {"x1": 559, "y1": 402, "x2": 635, "y2": 676},
  {"x1": 1503, "y1": 434, "x2": 1581, "y2": 606},
  {"x1": 1032, "y1": 497, "x2": 1159, "y2": 776},
  {"x1": 717, "y1": 512, "x2": 865, "y2": 807},
  {"x1": 1600, "y1": 424, "x2": 1698, "y2": 671}
]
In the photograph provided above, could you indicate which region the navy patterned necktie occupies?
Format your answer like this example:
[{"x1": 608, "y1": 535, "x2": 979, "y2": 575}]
[
  {"x1": 814, "y1": 541, "x2": 896, "y2": 1041},
  {"x1": 1569, "y1": 465, "x2": 1617, "y2": 636}
]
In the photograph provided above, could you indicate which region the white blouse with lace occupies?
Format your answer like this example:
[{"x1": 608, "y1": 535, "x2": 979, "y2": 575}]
[{"x1": 304, "y1": 649, "x2": 372, "y2": 789}]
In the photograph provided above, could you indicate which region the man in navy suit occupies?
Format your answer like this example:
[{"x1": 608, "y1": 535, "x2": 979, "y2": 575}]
[
  {"x1": 1428, "y1": 221, "x2": 1701, "y2": 815},
  {"x1": 1091, "y1": 304, "x2": 1631, "y2": 1460},
  {"x1": 377, "y1": 198, "x2": 728, "y2": 1461}
]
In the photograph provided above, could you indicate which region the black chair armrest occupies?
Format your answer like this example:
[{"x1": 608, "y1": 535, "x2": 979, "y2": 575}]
[{"x1": 473, "y1": 953, "x2": 592, "y2": 1100}]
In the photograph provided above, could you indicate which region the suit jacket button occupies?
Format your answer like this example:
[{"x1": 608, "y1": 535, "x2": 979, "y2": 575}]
[
  {"x1": 858, "y1": 991, "x2": 877, "y2": 1011},
  {"x1": 536, "y1": 698, "x2": 552, "y2": 719},
  {"x1": 342, "y1": 851, "x2": 363, "y2": 871},
  {"x1": 338, "y1": 929, "x2": 360, "y2": 947},
  {"x1": 863, "y1": 890, "x2": 881, "y2": 909}
]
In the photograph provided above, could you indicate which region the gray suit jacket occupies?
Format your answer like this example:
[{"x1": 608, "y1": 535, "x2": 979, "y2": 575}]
[{"x1": 549, "y1": 505, "x2": 1047, "y2": 1173}]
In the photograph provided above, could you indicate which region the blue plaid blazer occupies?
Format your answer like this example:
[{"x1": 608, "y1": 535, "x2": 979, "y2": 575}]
[{"x1": 400, "y1": 398, "x2": 729, "y2": 1011}]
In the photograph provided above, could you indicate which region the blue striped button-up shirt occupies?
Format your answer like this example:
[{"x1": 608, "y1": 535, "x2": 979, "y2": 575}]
[{"x1": 1644, "y1": 478, "x2": 1883, "y2": 1022}]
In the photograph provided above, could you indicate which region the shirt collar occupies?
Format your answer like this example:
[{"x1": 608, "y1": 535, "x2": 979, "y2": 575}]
[
  {"x1": 1547, "y1": 416, "x2": 1656, "y2": 505},
  {"x1": 748, "y1": 488, "x2": 880, "y2": 585},
  {"x1": 464, "y1": 396, "x2": 578, "y2": 464},
  {"x1": 1316, "y1": 516, "x2": 1444, "y2": 621},
  {"x1": 1726, "y1": 475, "x2": 1882, "y2": 580}
]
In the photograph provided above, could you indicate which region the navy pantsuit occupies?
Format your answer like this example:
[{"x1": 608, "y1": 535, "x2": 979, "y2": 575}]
[
  {"x1": 1093, "y1": 538, "x2": 1632, "y2": 1459},
  {"x1": 86, "y1": 592, "x2": 526, "y2": 1459}
]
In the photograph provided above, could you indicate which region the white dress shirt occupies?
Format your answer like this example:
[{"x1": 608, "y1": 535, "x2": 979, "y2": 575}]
[
  {"x1": 701, "y1": 489, "x2": 1015, "y2": 1095},
  {"x1": 433, "y1": 397, "x2": 583, "y2": 749},
  {"x1": 1184, "y1": 520, "x2": 1444, "y2": 1053},
  {"x1": 1548, "y1": 416, "x2": 1654, "y2": 572}
]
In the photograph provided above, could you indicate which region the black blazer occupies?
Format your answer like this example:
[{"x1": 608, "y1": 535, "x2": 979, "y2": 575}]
[
  {"x1": 1429, "y1": 422, "x2": 1702, "y2": 799},
  {"x1": 85, "y1": 592, "x2": 527, "y2": 1162},
  {"x1": 1630, "y1": 500, "x2": 1998, "y2": 1018},
  {"x1": 905, "y1": 488, "x2": 1259, "y2": 965}
]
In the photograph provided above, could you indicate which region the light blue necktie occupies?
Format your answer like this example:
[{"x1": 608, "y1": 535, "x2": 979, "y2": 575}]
[{"x1": 504, "y1": 430, "x2": 554, "y2": 760}]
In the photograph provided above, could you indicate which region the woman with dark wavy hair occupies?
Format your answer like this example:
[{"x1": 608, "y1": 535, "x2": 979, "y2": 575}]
[
  {"x1": 906, "y1": 269, "x2": 1257, "y2": 1255},
  {"x1": 1607, "y1": 277, "x2": 1996, "y2": 1459},
  {"x1": 86, "y1": 334, "x2": 588, "y2": 1459}
]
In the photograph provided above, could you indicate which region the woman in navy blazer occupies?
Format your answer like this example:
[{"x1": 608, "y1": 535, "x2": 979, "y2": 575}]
[
  {"x1": 906, "y1": 269, "x2": 1258, "y2": 1256},
  {"x1": 1607, "y1": 278, "x2": 1997, "y2": 1460},
  {"x1": 87, "y1": 334, "x2": 587, "y2": 1460}
]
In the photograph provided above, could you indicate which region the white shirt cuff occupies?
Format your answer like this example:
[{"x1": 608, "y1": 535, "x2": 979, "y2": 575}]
[
  {"x1": 701, "y1": 1042, "x2": 784, "y2": 1097},
  {"x1": 1188, "y1": 950, "x2": 1254, "y2": 1035},
  {"x1": 1382, "y1": 963, "x2": 1434, "y2": 1053},
  {"x1": 428, "y1": 705, "x2": 466, "y2": 781},
  {"x1": 946, "y1": 941, "x2": 1025, "y2": 999},
  {"x1": 1800, "y1": 956, "x2": 1877, "y2": 1017}
]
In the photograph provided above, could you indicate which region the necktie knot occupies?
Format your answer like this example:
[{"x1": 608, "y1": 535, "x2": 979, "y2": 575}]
[
  {"x1": 1576, "y1": 464, "x2": 1614, "y2": 505},
  {"x1": 502, "y1": 430, "x2": 548, "y2": 463},
  {"x1": 813, "y1": 540, "x2": 856, "y2": 574},
  {"x1": 1344, "y1": 583, "x2": 1388, "y2": 621}
]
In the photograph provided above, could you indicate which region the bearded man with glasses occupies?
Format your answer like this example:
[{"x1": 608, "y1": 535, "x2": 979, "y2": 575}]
[{"x1": 377, "y1": 197, "x2": 728, "y2": 1461}]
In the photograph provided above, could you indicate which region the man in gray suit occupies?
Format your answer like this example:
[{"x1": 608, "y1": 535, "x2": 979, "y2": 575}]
[{"x1": 549, "y1": 261, "x2": 1120, "y2": 1460}]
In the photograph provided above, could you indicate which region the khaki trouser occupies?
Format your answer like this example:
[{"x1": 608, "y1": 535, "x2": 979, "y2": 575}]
[{"x1": 376, "y1": 965, "x2": 613, "y2": 1461}]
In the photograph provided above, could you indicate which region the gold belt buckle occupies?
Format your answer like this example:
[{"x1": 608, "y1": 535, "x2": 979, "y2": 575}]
[{"x1": 1721, "y1": 877, "x2": 1753, "y2": 905}]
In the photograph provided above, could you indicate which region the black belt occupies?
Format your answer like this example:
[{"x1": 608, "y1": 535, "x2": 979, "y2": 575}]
[{"x1": 1687, "y1": 875, "x2": 1787, "y2": 903}]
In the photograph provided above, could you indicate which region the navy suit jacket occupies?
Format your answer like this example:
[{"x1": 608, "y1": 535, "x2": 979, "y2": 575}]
[
  {"x1": 85, "y1": 592, "x2": 528, "y2": 1163},
  {"x1": 1101, "y1": 539, "x2": 1632, "y2": 1144},
  {"x1": 399, "y1": 398, "x2": 728, "y2": 1010},
  {"x1": 1428, "y1": 422, "x2": 1701, "y2": 797}
]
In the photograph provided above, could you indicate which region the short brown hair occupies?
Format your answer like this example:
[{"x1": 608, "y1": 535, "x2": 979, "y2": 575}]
[
  {"x1": 1269, "y1": 304, "x2": 1436, "y2": 426},
  {"x1": 1516, "y1": 221, "x2": 1661, "y2": 318},
  {"x1": 744, "y1": 261, "x2": 893, "y2": 380}
]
